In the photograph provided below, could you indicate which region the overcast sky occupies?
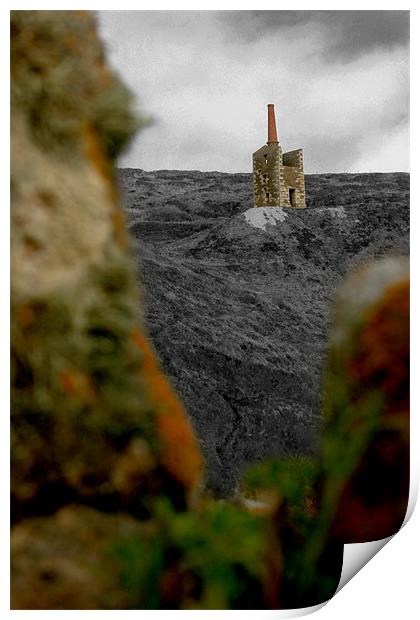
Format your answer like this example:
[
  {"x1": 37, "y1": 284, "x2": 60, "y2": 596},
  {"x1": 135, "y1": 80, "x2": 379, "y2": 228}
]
[{"x1": 97, "y1": 10, "x2": 409, "y2": 173}]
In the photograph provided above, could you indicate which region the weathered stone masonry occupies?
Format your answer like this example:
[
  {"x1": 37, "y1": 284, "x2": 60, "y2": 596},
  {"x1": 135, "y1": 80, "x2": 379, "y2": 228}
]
[{"x1": 253, "y1": 104, "x2": 306, "y2": 208}]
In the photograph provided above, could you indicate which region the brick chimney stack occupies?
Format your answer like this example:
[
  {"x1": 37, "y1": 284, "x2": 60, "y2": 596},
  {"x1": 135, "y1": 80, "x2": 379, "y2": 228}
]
[{"x1": 267, "y1": 103, "x2": 278, "y2": 144}]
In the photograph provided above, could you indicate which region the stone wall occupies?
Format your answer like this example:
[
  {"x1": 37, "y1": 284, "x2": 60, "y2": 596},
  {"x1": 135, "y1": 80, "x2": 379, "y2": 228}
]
[
  {"x1": 282, "y1": 165, "x2": 306, "y2": 208},
  {"x1": 282, "y1": 149, "x2": 302, "y2": 167},
  {"x1": 252, "y1": 143, "x2": 306, "y2": 209},
  {"x1": 252, "y1": 143, "x2": 282, "y2": 207}
]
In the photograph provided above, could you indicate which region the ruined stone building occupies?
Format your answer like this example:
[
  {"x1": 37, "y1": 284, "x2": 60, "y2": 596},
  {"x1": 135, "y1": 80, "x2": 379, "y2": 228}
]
[{"x1": 253, "y1": 104, "x2": 306, "y2": 208}]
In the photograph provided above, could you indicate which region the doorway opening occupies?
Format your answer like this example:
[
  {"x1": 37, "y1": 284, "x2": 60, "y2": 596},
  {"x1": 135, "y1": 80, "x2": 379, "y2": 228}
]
[{"x1": 289, "y1": 188, "x2": 296, "y2": 206}]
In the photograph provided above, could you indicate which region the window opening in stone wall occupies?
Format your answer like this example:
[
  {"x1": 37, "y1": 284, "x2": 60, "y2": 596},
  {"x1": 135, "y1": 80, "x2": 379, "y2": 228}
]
[
  {"x1": 289, "y1": 188, "x2": 296, "y2": 206},
  {"x1": 264, "y1": 154, "x2": 268, "y2": 164},
  {"x1": 266, "y1": 191, "x2": 270, "y2": 202}
]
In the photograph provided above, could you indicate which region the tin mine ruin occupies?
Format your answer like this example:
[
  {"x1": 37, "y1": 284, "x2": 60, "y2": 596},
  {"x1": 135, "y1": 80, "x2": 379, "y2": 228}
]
[{"x1": 253, "y1": 104, "x2": 306, "y2": 209}]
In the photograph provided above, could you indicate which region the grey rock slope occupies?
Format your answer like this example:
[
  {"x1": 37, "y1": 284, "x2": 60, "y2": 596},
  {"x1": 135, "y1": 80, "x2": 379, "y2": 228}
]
[{"x1": 118, "y1": 169, "x2": 409, "y2": 495}]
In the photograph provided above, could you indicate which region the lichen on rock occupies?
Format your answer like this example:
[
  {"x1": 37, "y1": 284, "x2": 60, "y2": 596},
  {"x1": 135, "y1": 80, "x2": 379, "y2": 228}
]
[{"x1": 11, "y1": 9, "x2": 203, "y2": 523}]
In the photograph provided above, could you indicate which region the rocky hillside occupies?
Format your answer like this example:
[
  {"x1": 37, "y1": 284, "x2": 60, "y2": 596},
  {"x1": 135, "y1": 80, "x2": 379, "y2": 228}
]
[{"x1": 118, "y1": 169, "x2": 409, "y2": 495}]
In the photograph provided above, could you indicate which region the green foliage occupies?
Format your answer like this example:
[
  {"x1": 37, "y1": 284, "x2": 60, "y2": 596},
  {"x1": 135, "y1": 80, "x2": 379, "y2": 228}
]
[
  {"x1": 109, "y1": 498, "x2": 271, "y2": 609},
  {"x1": 245, "y1": 457, "x2": 316, "y2": 501},
  {"x1": 110, "y1": 527, "x2": 165, "y2": 609}
]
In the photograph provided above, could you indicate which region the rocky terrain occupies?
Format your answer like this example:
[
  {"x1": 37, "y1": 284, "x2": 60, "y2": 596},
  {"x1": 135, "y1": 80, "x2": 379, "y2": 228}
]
[{"x1": 118, "y1": 170, "x2": 409, "y2": 495}]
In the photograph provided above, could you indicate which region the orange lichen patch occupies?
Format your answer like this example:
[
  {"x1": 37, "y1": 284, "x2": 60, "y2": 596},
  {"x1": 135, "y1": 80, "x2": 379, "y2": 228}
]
[
  {"x1": 331, "y1": 488, "x2": 408, "y2": 542},
  {"x1": 94, "y1": 57, "x2": 112, "y2": 89},
  {"x1": 82, "y1": 123, "x2": 113, "y2": 186},
  {"x1": 62, "y1": 33, "x2": 79, "y2": 52},
  {"x1": 262, "y1": 546, "x2": 284, "y2": 611},
  {"x1": 157, "y1": 403, "x2": 203, "y2": 489},
  {"x1": 74, "y1": 10, "x2": 90, "y2": 18},
  {"x1": 331, "y1": 439, "x2": 409, "y2": 542},
  {"x1": 131, "y1": 328, "x2": 203, "y2": 489},
  {"x1": 58, "y1": 369, "x2": 95, "y2": 403},
  {"x1": 347, "y1": 279, "x2": 409, "y2": 410},
  {"x1": 111, "y1": 209, "x2": 129, "y2": 249},
  {"x1": 322, "y1": 273, "x2": 410, "y2": 545},
  {"x1": 75, "y1": 10, "x2": 112, "y2": 88},
  {"x1": 17, "y1": 305, "x2": 36, "y2": 328}
]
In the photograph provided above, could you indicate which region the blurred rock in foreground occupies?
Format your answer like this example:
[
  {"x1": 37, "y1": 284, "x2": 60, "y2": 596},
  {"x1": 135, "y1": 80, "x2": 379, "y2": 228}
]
[{"x1": 11, "y1": 9, "x2": 202, "y2": 525}]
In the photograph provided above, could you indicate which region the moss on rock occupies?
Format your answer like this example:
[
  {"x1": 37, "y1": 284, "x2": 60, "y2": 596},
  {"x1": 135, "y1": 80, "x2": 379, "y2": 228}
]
[{"x1": 11, "y1": 9, "x2": 202, "y2": 522}]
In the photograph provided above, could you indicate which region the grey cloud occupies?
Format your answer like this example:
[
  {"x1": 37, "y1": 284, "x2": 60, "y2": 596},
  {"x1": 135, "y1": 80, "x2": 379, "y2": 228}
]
[
  {"x1": 304, "y1": 134, "x2": 369, "y2": 174},
  {"x1": 98, "y1": 10, "x2": 409, "y2": 173},
  {"x1": 322, "y1": 11, "x2": 409, "y2": 61},
  {"x1": 222, "y1": 10, "x2": 409, "y2": 61}
]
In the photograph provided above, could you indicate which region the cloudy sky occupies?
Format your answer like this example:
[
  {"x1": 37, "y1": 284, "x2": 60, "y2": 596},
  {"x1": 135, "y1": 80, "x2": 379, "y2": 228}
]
[{"x1": 97, "y1": 10, "x2": 409, "y2": 173}]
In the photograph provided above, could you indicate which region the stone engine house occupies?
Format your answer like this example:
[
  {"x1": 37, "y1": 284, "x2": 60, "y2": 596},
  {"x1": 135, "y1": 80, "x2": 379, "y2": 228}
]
[{"x1": 253, "y1": 104, "x2": 306, "y2": 209}]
